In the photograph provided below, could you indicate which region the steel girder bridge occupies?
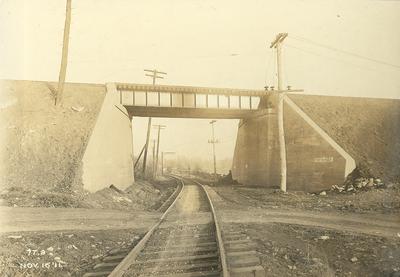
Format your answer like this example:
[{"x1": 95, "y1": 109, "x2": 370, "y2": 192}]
[{"x1": 116, "y1": 83, "x2": 300, "y2": 119}]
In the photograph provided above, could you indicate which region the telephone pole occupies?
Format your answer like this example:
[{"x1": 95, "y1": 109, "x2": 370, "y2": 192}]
[
  {"x1": 152, "y1": 139, "x2": 156, "y2": 175},
  {"x1": 55, "y1": 0, "x2": 72, "y2": 105},
  {"x1": 144, "y1": 69, "x2": 167, "y2": 86},
  {"x1": 142, "y1": 69, "x2": 167, "y2": 177},
  {"x1": 153, "y1": 124, "x2": 166, "y2": 177},
  {"x1": 161, "y1": 151, "x2": 175, "y2": 175},
  {"x1": 208, "y1": 120, "x2": 219, "y2": 178},
  {"x1": 270, "y1": 33, "x2": 288, "y2": 192}
]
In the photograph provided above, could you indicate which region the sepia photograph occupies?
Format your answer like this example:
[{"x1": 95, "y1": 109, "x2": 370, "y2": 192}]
[{"x1": 0, "y1": 0, "x2": 399, "y2": 276}]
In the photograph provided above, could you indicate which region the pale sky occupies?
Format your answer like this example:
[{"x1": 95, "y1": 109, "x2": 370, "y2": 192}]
[{"x1": 1, "y1": 0, "x2": 399, "y2": 172}]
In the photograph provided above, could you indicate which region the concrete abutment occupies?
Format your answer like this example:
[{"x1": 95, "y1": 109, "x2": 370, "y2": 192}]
[
  {"x1": 82, "y1": 83, "x2": 134, "y2": 192},
  {"x1": 232, "y1": 94, "x2": 356, "y2": 192}
]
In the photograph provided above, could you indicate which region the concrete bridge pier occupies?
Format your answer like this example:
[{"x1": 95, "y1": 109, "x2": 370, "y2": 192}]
[
  {"x1": 81, "y1": 83, "x2": 134, "y2": 192},
  {"x1": 232, "y1": 93, "x2": 356, "y2": 192}
]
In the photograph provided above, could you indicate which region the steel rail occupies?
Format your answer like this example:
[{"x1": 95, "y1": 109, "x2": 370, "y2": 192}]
[
  {"x1": 107, "y1": 177, "x2": 228, "y2": 277},
  {"x1": 108, "y1": 177, "x2": 185, "y2": 277},
  {"x1": 195, "y1": 180, "x2": 230, "y2": 277}
]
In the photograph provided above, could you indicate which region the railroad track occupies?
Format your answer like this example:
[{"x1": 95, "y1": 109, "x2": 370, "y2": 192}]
[{"x1": 83, "y1": 177, "x2": 264, "y2": 277}]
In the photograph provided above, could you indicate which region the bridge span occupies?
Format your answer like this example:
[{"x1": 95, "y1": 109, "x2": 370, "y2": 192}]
[{"x1": 116, "y1": 83, "x2": 301, "y2": 119}]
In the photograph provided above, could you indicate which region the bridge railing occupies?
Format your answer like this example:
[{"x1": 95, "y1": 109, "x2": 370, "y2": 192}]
[{"x1": 116, "y1": 83, "x2": 266, "y2": 110}]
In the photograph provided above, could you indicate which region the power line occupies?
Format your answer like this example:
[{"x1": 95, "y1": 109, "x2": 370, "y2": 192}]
[
  {"x1": 290, "y1": 35, "x2": 400, "y2": 70},
  {"x1": 142, "y1": 69, "x2": 167, "y2": 178},
  {"x1": 167, "y1": 133, "x2": 237, "y2": 150},
  {"x1": 285, "y1": 43, "x2": 389, "y2": 74}
]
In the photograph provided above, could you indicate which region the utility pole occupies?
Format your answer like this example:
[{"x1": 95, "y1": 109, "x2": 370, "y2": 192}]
[
  {"x1": 142, "y1": 69, "x2": 167, "y2": 177},
  {"x1": 144, "y1": 69, "x2": 167, "y2": 86},
  {"x1": 134, "y1": 144, "x2": 146, "y2": 170},
  {"x1": 153, "y1": 124, "x2": 166, "y2": 177},
  {"x1": 55, "y1": 0, "x2": 72, "y2": 105},
  {"x1": 161, "y1": 152, "x2": 175, "y2": 175},
  {"x1": 208, "y1": 120, "x2": 219, "y2": 179},
  {"x1": 270, "y1": 33, "x2": 288, "y2": 192},
  {"x1": 152, "y1": 139, "x2": 156, "y2": 175}
]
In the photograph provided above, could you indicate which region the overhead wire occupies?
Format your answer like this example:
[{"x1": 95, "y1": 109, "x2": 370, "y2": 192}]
[
  {"x1": 167, "y1": 133, "x2": 238, "y2": 150},
  {"x1": 289, "y1": 35, "x2": 400, "y2": 70},
  {"x1": 284, "y1": 43, "x2": 392, "y2": 74}
]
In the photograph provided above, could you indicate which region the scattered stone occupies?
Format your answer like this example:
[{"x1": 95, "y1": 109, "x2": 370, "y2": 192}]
[
  {"x1": 319, "y1": 235, "x2": 330, "y2": 240},
  {"x1": 71, "y1": 105, "x2": 85, "y2": 112},
  {"x1": 113, "y1": 196, "x2": 133, "y2": 203},
  {"x1": 67, "y1": 244, "x2": 78, "y2": 250},
  {"x1": 47, "y1": 247, "x2": 54, "y2": 252},
  {"x1": 8, "y1": 235, "x2": 22, "y2": 239},
  {"x1": 67, "y1": 234, "x2": 74, "y2": 238},
  {"x1": 350, "y1": 257, "x2": 358, "y2": 263},
  {"x1": 331, "y1": 185, "x2": 345, "y2": 192},
  {"x1": 320, "y1": 191, "x2": 327, "y2": 196},
  {"x1": 347, "y1": 186, "x2": 354, "y2": 192},
  {"x1": 90, "y1": 235, "x2": 95, "y2": 239},
  {"x1": 397, "y1": 233, "x2": 400, "y2": 238},
  {"x1": 367, "y1": 178, "x2": 374, "y2": 187},
  {"x1": 92, "y1": 255, "x2": 101, "y2": 259}
]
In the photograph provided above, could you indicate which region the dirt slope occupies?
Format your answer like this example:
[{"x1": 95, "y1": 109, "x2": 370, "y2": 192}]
[
  {"x1": 288, "y1": 94, "x2": 400, "y2": 182},
  {"x1": 0, "y1": 80, "x2": 106, "y2": 192}
]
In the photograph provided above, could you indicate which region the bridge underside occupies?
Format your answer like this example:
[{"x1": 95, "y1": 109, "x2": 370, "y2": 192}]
[{"x1": 126, "y1": 106, "x2": 258, "y2": 119}]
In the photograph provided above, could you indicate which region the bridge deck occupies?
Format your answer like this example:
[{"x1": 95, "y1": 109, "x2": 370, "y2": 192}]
[{"x1": 116, "y1": 83, "x2": 301, "y2": 119}]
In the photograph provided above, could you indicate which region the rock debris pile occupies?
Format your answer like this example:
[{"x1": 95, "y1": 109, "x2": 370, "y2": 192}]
[{"x1": 331, "y1": 177, "x2": 386, "y2": 193}]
